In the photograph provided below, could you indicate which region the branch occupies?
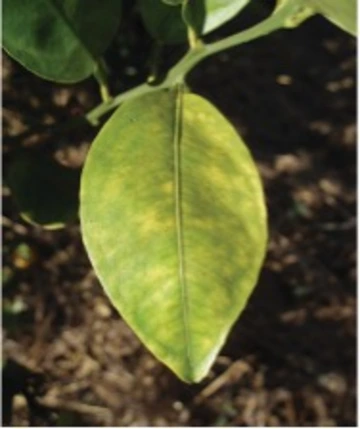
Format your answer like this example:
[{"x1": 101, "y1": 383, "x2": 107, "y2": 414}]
[
  {"x1": 8, "y1": 0, "x2": 303, "y2": 142},
  {"x1": 86, "y1": 0, "x2": 301, "y2": 124}
]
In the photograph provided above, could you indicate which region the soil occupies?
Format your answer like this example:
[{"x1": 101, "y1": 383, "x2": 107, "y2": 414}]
[{"x1": 2, "y1": 2, "x2": 356, "y2": 426}]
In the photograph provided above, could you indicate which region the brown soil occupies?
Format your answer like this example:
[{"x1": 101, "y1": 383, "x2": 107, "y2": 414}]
[{"x1": 2, "y1": 3, "x2": 356, "y2": 426}]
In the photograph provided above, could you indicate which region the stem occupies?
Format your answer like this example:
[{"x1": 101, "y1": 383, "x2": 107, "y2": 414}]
[
  {"x1": 168, "y1": 0, "x2": 300, "y2": 79},
  {"x1": 208, "y1": 0, "x2": 299, "y2": 55},
  {"x1": 147, "y1": 42, "x2": 163, "y2": 84},
  {"x1": 86, "y1": 82, "x2": 167, "y2": 125},
  {"x1": 8, "y1": 0, "x2": 301, "y2": 144},
  {"x1": 93, "y1": 59, "x2": 111, "y2": 103},
  {"x1": 187, "y1": 26, "x2": 200, "y2": 50},
  {"x1": 86, "y1": 0, "x2": 300, "y2": 124}
]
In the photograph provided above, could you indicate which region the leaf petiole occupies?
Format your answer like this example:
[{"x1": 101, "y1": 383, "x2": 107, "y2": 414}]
[{"x1": 93, "y1": 59, "x2": 112, "y2": 103}]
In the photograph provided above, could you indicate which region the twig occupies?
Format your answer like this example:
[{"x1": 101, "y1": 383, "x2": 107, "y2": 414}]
[
  {"x1": 37, "y1": 396, "x2": 111, "y2": 420},
  {"x1": 194, "y1": 360, "x2": 251, "y2": 404}
]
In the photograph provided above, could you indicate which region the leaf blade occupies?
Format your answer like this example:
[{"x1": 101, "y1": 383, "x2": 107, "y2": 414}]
[
  {"x1": 139, "y1": 0, "x2": 250, "y2": 44},
  {"x1": 138, "y1": 0, "x2": 187, "y2": 44},
  {"x1": 183, "y1": 0, "x2": 251, "y2": 36},
  {"x1": 80, "y1": 89, "x2": 267, "y2": 382},
  {"x1": 7, "y1": 151, "x2": 80, "y2": 229},
  {"x1": 307, "y1": 0, "x2": 356, "y2": 36}
]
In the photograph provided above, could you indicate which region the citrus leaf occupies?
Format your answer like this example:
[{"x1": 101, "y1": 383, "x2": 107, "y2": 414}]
[
  {"x1": 276, "y1": 0, "x2": 356, "y2": 35},
  {"x1": 80, "y1": 88, "x2": 267, "y2": 382},
  {"x1": 183, "y1": 0, "x2": 250, "y2": 36},
  {"x1": 3, "y1": 0, "x2": 122, "y2": 83},
  {"x1": 138, "y1": 0, "x2": 187, "y2": 44},
  {"x1": 139, "y1": 0, "x2": 250, "y2": 44},
  {"x1": 306, "y1": 0, "x2": 356, "y2": 36},
  {"x1": 162, "y1": 0, "x2": 184, "y2": 5},
  {"x1": 274, "y1": 0, "x2": 315, "y2": 28},
  {"x1": 7, "y1": 152, "x2": 80, "y2": 229}
]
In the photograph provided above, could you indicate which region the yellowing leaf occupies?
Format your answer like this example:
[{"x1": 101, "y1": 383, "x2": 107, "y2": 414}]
[{"x1": 80, "y1": 89, "x2": 267, "y2": 382}]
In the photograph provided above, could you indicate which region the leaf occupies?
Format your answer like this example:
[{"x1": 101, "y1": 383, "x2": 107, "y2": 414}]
[
  {"x1": 162, "y1": 0, "x2": 184, "y2": 5},
  {"x1": 139, "y1": 0, "x2": 250, "y2": 44},
  {"x1": 274, "y1": 0, "x2": 315, "y2": 28},
  {"x1": 80, "y1": 88, "x2": 267, "y2": 383},
  {"x1": 3, "y1": 0, "x2": 122, "y2": 83},
  {"x1": 306, "y1": 0, "x2": 356, "y2": 36},
  {"x1": 276, "y1": 0, "x2": 356, "y2": 35},
  {"x1": 7, "y1": 151, "x2": 80, "y2": 229},
  {"x1": 138, "y1": 0, "x2": 187, "y2": 44},
  {"x1": 183, "y1": 0, "x2": 250, "y2": 36}
]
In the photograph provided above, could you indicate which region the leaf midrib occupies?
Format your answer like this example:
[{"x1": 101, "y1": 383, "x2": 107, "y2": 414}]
[{"x1": 172, "y1": 87, "x2": 193, "y2": 377}]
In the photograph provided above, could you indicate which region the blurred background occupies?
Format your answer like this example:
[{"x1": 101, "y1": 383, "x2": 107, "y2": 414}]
[{"x1": 2, "y1": 0, "x2": 356, "y2": 426}]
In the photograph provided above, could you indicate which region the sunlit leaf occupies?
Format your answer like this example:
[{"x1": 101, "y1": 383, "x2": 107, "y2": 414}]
[
  {"x1": 7, "y1": 151, "x2": 80, "y2": 229},
  {"x1": 183, "y1": 0, "x2": 250, "y2": 36},
  {"x1": 139, "y1": 0, "x2": 250, "y2": 44},
  {"x1": 81, "y1": 88, "x2": 267, "y2": 382},
  {"x1": 3, "y1": 0, "x2": 122, "y2": 82}
]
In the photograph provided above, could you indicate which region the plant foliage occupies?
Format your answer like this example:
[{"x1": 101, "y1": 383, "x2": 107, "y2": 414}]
[
  {"x1": 80, "y1": 89, "x2": 267, "y2": 382},
  {"x1": 3, "y1": 0, "x2": 356, "y2": 382}
]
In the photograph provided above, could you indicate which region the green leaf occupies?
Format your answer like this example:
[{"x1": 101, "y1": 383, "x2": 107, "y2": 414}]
[
  {"x1": 80, "y1": 88, "x2": 267, "y2": 383},
  {"x1": 183, "y1": 0, "x2": 250, "y2": 36},
  {"x1": 3, "y1": 0, "x2": 122, "y2": 83},
  {"x1": 274, "y1": 0, "x2": 315, "y2": 28},
  {"x1": 138, "y1": 0, "x2": 187, "y2": 44},
  {"x1": 162, "y1": 0, "x2": 184, "y2": 5},
  {"x1": 7, "y1": 151, "x2": 80, "y2": 229},
  {"x1": 306, "y1": 0, "x2": 356, "y2": 36},
  {"x1": 276, "y1": 0, "x2": 356, "y2": 35},
  {"x1": 139, "y1": 0, "x2": 250, "y2": 44}
]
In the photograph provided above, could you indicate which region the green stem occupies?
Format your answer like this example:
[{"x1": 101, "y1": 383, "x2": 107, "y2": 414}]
[
  {"x1": 168, "y1": 0, "x2": 300, "y2": 80},
  {"x1": 187, "y1": 26, "x2": 201, "y2": 50},
  {"x1": 86, "y1": 0, "x2": 300, "y2": 125},
  {"x1": 147, "y1": 42, "x2": 163, "y2": 84},
  {"x1": 86, "y1": 82, "x2": 167, "y2": 125},
  {"x1": 8, "y1": 0, "x2": 301, "y2": 143},
  {"x1": 94, "y1": 59, "x2": 111, "y2": 103}
]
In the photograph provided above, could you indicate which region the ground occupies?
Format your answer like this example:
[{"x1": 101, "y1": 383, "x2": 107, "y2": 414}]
[{"x1": 2, "y1": 2, "x2": 356, "y2": 426}]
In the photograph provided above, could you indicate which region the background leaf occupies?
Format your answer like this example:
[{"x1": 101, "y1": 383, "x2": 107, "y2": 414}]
[
  {"x1": 138, "y1": 0, "x2": 187, "y2": 44},
  {"x1": 7, "y1": 151, "x2": 80, "y2": 229},
  {"x1": 80, "y1": 89, "x2": 267, "y2": 382},
  {"x1": 3, "y1": 0, "x2": 122, "y2": 83},
  {"x1": 139, "y1": 0, "x2": 250, "y2": 44},
  {"x1": 162, "y1": 0, "x2": 184, "y2": 5},
  {"x1": 183, "y1": 0, "x2": 250, "y2": 36}
]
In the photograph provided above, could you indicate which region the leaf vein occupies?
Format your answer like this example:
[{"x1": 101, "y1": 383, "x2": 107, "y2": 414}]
[{"x1": 173, "y1": 85, "x2": 192, "y2": 377}]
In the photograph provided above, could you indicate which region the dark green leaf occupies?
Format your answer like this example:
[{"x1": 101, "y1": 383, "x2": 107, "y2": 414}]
[
  {"x1": 80, "y1": 89, "x2": 267, "y2": 382},
  {"x1": 162, "y1": 0, "x2": 184, "y2": 5},
  {"x1": 7, "y1": 151, "x2": 80, "y2": 229},
  {"x1": 138, "y1": 0, "x2": 187, "y2": 44},
  {"x1": 3, "y1": 0, "x2": 122, "y2": 82}
]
